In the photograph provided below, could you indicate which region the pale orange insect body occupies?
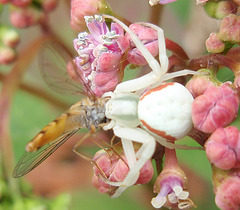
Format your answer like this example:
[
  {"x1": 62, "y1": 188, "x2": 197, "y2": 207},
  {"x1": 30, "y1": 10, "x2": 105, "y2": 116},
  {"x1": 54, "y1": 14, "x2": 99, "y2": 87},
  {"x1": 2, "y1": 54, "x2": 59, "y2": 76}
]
[{"x1": 13, "y1": 42, "x2": 107, "y2": 178}]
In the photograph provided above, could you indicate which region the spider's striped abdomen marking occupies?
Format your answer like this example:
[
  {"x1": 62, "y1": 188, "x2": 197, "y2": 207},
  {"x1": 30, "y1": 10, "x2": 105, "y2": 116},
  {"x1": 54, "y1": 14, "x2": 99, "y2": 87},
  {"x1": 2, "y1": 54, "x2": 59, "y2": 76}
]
[{"x1": 138, "y1": 82, "x2": 194, "y2": 140}]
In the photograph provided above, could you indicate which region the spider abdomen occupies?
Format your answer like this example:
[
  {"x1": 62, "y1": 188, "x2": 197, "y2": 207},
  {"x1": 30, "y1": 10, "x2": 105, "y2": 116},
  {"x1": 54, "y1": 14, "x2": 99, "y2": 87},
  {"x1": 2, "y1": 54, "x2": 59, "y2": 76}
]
[{"x1": 138, "y1": 82, "x2": 194, "y2": 140}]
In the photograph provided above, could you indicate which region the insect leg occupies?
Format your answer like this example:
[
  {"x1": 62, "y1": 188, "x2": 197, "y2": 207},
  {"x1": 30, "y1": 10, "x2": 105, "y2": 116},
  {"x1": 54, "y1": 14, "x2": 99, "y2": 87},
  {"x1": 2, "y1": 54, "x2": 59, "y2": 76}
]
[{"x1": 101, "y1": 127, "x2": 156, "y2": 198}]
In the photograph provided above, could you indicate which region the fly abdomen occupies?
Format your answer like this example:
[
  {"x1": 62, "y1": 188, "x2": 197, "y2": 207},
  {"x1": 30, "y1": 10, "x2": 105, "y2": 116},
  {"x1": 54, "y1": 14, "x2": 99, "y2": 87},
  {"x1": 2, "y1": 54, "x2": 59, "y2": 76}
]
[{"x1": 26, "y1": 113, "x2": 69, "y2": 152}]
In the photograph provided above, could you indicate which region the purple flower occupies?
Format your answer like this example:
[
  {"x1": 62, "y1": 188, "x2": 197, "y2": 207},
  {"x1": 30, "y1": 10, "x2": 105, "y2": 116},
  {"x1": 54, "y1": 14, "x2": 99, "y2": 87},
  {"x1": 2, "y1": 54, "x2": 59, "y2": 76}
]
[
  {"x1": 152, "y1": 148, "x2": 194, "y2": 209},
  {"x1": 71, "y1": 15, "x2": 129, "y2": 97}
]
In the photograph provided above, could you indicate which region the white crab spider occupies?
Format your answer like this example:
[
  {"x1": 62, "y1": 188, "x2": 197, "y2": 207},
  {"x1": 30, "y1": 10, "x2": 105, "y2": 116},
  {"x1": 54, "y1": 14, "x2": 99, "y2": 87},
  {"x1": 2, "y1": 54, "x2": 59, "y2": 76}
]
[{"x1": 100, "y1": 15, "x2": 197, "y2": 198}]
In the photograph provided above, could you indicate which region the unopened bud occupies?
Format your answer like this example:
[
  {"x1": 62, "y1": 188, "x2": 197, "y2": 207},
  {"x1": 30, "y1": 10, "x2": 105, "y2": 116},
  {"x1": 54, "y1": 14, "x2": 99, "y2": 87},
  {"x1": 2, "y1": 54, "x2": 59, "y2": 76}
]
[
  {"x1": 219, "y1": 14, "x2": 240, "y2": 43},
  {"x1": 215, "y1": 1, "x2": 238, "y2": 19},
  {"x1": 205, "y1": 126, "x2": 240, "y2": 170},
  {"x1": 126, "y1": 24, "x2": 158, "y2": 65},
  {"x1": 192, "y1": 83, "x2": 239, "y2": 133},
  {"x1": 206, "y1": 33, "x2": 225, "y2": 53},
  {"x1": 215, "y1": 170, "x2": 240, "y2": 210},
  {"x1": 40, "y1": 0, "x2": 58, "y2": 12},
  {"x1": 186, "y1": 69, "x2": 217, "y2": 98},
  {"x1": 10, "y1": 6, "x2": 45, "y2": 28},
  {"x1": 70, "y1": 0, "x2": 112, "y2": 31},
  {"x1": 92, "y1": 146, "x2": 154, "y2": 196}
]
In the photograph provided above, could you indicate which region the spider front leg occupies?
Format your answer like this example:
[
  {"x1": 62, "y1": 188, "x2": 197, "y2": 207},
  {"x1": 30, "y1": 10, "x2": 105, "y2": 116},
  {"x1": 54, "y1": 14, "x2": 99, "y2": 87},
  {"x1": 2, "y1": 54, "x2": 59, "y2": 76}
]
[
  {"x1": 103, "y1": 127, "x2": 156, "y2": 198},
  {"x1": 103, "y1": 15, "x2": 168, "y2": 93}
]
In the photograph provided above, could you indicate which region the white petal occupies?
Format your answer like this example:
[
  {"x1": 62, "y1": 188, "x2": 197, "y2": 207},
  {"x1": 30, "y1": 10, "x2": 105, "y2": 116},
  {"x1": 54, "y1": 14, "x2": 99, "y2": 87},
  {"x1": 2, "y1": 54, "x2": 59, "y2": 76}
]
[
  {"x1": 173, "y1": 185, "x2": 183, "y2": 196},
  {"x1": 151, "y1": 196, "x2": 167, "y2": 208},
  {"x1": 178, "y1": 191, "x2": 189, "y2": 200},
  {"x1": 168, "y1": 192, "x2": 178, "y2": 203}
]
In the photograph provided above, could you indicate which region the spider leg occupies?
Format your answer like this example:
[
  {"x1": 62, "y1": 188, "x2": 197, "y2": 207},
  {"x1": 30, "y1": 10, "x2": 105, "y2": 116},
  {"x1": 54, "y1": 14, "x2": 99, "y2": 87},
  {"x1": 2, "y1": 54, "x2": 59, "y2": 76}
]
[
  {"x1": 103, "y1": 15, "x2": 163, "y2": 93},
  {"x1": 102, "y1": 127, "x2": 156, "y2": 198},
  {"x1": 135, "y1": 22, "x2": 169, "y2": 75}
]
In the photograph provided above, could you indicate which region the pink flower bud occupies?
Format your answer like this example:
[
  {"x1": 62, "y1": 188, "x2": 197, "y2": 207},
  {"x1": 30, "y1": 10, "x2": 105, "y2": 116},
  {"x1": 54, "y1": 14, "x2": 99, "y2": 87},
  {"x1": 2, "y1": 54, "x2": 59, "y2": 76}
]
[
  {"x1": 10, "y1": 6, "x2": 45, "y2": 28},
  {"x1": 219, "y1": 14, "x2": 240, "y2": 43},
  {"x1": 92, "y1": 148, "x2": 154, "y2": 196},
  {"x1": 205, "y1": 33, "x2": 225, "y2": 53},
  {"x1": 40, "y1": 0, "x2": 58, "y2": 12},
  {"x1": 186, "y1": 69, "x2": 217, "y2": 98},
  {"x1": 192, "y1": 84, "x2": 239, "y2": 133},
  {"x1": 0, "y1": 46, "x2": 16, "y2": 64},
  {"x1": 11, "y1": 0, "x2": 32, "y2": 7},
  {"x1": 215, "y1": 1, "x2": 238, "y2": 19},
  {"x1": 126, "y1": 24, "x2": 158, "y2": 65},
  {"x1": 215, "y1": 175, "x2": 240, "y2": 210},
  {"x1": 205, "y1": 126, "x2": 240, "y2": 170},
  {"x1": 70, "y1": 0, "x2": 111, "y2": 31}
]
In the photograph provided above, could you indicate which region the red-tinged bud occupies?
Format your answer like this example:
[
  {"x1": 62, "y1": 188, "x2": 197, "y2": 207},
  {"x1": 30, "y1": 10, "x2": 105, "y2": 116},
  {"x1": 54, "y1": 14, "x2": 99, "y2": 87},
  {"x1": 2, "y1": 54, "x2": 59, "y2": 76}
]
[
  {"x1": 215, "y1": 1, "x2": 238, "y2": 19},
  {"x1": 186, "y1": 69, "x2": 217, "y2": 98},
  {"x1": 92, "y1": 147, "x2": 154, "y2": 196},
  {"x1": 11, "y1": 0, "x2": 32, "y2": 7},
  {"x1": 126, "y1": 24, "x2": 158, "y2": 65},
  {"x1": 0, "y1": 46, "x2": 16, "y2": 64},
  {"x1": 0, "y1": 25, "x2": 19, "y2": 48},
  {"x1": 40, "y1": 0, "x2": 58, "y2": 12},
  {"x1": 70, "y1": 0, "x2": 112, "y2": 31},
  {"x1": 206, "y1": 33, "x2": 225, "y2": 53},
  {"x1": 10, "y1": 6, "x2": 45, "y2": 28},
  {"x1": 192, "y1": 83, "x2": 239, "y2": 133},
  {"x1": 205, "y1": 126, "x2": 240, "y2": 170},
  {"x1": 219, "y1": 14, "x2": 240, "y2": 43},
  {"x1": 213, "y1": 168, "x2": 240, "y2": 210}
]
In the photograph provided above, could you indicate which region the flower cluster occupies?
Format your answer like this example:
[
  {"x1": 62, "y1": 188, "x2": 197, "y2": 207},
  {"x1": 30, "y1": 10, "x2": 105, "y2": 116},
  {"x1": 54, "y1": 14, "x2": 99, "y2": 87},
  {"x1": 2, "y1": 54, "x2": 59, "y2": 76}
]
[
  {"x1": 187, "y1": 68, "x2": 240, "y2": 209},
  {"x1": 204, "y1": 0, "x2": 240, "y2": 53},
  {"x1": 69, "y1": 1, "x2": 240, "y2": 209},
  {"x1": 0, "y1": 0, "x2": 58, "y2": 28},
  {"x1": 3, "y1": 0, "x2": 240, "y2": 209},
  {"x1": 69, "y1": 15, "x2": 159, "y2": 97},
  {"x1": 70, "y1": 15, "x2": 129, "y2": 97}
]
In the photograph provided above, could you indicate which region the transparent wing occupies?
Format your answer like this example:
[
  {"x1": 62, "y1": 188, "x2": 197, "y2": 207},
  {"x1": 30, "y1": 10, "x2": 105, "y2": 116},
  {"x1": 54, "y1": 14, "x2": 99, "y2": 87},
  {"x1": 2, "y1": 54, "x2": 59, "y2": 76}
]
[
  {"x1": 13, "y1": 129, "x2": 79, "y2": 178},
  {"x1": 39, "y1": 41, "x2": 95, "y2": 100}
]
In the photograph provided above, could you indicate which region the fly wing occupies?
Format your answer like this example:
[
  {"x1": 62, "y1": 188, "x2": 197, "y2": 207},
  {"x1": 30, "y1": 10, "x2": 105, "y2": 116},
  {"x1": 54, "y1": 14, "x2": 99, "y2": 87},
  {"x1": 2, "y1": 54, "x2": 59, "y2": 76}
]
[
  {"x1": 39, "y1": 41, "x2": 95, "y2": 100},
  {"x1": 13, "y1": 129, "x2": 79, "y2": 178}
]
